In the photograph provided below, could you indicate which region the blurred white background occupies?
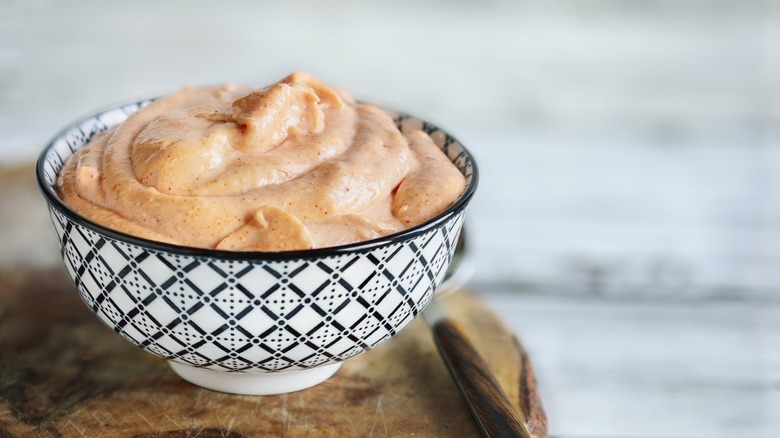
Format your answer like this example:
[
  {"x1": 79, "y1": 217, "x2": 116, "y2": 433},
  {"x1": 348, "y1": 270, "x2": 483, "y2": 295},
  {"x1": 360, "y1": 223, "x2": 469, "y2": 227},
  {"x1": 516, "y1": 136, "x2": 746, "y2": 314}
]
[
  {"x1": 2, "y1": 0, "x2": 779, "y2": 298},
  {"x1": 2, "y1": 0, "x2": 779, "y2": 436}
]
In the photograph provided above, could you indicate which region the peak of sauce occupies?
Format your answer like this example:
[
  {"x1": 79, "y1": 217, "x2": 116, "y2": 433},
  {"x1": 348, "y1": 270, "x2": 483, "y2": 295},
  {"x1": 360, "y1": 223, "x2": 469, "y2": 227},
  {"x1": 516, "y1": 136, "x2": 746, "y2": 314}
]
[{"x1": 57, "y1": 72, "x2": 466, "y2": 251}]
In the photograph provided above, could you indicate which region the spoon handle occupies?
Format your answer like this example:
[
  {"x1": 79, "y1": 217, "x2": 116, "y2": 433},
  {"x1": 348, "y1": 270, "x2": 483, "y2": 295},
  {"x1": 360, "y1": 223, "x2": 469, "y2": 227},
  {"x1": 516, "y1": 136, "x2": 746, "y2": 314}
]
[{"x1": 426, "y1": 301, "x2": 533, "y2": 438}]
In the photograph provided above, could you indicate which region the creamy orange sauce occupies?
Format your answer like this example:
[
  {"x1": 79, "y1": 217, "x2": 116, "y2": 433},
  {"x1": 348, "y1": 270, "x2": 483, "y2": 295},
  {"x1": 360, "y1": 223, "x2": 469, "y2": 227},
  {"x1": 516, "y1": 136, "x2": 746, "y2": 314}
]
[{"x1": 57, "y1": 72, "x2": 466, "y2": 251}]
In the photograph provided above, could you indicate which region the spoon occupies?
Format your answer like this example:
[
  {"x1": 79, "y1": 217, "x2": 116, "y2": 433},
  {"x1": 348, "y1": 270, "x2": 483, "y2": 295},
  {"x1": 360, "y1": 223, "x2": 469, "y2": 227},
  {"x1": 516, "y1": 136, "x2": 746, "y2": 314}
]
[{"x1": 424, "y1": 228, "x2": 534, "y2": 438}]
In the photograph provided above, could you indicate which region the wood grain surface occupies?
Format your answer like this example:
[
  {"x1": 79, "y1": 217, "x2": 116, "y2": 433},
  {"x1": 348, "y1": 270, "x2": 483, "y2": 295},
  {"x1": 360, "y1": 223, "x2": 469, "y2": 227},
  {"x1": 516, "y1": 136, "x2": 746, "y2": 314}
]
[
  {"x1": 0, "y1": 269, "x2": 546, "y2": 438},
  {"x1": 0, "y1": 165, "x2": 546, "y2": 437}
]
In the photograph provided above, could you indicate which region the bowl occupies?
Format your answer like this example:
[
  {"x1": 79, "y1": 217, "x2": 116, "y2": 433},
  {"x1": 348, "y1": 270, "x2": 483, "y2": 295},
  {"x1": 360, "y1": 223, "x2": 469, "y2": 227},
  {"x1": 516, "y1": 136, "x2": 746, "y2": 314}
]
[{"x1": 36, "y1": 99, "x2": 478, "y2": 395}]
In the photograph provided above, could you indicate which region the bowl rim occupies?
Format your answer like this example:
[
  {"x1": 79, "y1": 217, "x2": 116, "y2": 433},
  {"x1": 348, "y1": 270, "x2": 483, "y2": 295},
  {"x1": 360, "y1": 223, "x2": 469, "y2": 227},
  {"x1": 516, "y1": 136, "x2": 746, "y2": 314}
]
[{"x1": 36, "y1": 98, "x2": 479, "y2": 261}]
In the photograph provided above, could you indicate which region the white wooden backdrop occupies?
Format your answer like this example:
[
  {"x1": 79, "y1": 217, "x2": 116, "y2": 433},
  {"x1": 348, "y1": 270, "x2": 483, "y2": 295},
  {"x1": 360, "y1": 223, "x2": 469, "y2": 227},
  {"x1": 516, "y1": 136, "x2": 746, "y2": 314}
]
[{"x1": 1, "y1": 0, "x2": 779, "y2": 436}]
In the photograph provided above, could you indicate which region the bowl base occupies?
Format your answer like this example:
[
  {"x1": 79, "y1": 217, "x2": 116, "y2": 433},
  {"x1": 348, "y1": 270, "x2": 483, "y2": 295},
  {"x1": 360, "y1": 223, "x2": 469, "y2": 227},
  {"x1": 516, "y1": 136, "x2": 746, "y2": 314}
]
[{"x1": 168, "y1": 361, "x2": 342, "y2": 395}]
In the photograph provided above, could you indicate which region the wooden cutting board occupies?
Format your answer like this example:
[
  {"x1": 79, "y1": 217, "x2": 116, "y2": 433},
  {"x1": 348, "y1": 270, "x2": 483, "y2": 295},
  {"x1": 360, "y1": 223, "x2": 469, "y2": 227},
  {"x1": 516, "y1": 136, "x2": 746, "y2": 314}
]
[{"x1": 0, "y1": 165, "x2": 546, "y2": 437}]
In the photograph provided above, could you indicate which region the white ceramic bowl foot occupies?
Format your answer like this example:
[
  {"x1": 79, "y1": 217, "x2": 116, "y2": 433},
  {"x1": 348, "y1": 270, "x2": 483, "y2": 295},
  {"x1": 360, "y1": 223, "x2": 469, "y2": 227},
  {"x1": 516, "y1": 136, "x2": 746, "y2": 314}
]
[{"x1": 168, "y1": 361, "x2": 342, "y2": 395}]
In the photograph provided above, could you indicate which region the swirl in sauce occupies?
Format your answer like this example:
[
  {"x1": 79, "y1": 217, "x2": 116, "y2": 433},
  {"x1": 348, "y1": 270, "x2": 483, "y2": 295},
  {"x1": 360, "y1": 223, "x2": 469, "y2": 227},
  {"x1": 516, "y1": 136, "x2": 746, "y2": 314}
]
[{"x1": 57, "y1": 72, "x2": 466, "y2": 251}]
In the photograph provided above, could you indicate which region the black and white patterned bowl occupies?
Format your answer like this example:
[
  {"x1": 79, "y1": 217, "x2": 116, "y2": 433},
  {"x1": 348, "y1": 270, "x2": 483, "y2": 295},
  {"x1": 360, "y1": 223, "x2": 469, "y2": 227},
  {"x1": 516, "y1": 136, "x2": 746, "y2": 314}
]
[{"x1": 36, "y1": 99, "x2": 478, "y2": 395}]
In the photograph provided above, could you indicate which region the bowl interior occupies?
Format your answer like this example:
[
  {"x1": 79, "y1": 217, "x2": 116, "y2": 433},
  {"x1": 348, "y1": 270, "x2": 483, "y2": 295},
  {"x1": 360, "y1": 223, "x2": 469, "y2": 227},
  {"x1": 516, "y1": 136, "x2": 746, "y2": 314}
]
[{"x1": 37, "y1": 99, "x2": 478, "y2": 258}]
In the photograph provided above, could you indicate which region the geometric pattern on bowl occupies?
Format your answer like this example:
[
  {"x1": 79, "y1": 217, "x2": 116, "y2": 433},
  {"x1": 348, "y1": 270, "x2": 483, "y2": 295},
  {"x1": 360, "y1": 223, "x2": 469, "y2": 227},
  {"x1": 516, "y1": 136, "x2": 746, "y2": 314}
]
[
  {"x1": 38, "y1": 100, "x2": 475, "y2": 374},
  {"x1": 49, "y1": 207, "x2": 463, "y2": 372}
]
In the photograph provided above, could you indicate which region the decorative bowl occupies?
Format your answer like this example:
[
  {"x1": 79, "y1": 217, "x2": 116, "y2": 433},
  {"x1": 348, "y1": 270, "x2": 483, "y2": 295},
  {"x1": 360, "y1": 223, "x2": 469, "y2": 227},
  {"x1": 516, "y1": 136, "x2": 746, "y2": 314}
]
[{"x1": 36, "y1": 99, "x2": 478, "y2": 395}]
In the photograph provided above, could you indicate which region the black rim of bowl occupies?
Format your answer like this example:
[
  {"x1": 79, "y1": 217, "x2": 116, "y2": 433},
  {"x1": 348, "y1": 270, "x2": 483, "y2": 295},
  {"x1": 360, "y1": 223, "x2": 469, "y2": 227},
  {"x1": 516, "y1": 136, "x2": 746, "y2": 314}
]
[{"x1": 36, "y1": 100, "x2": 479, "y2": 261}]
